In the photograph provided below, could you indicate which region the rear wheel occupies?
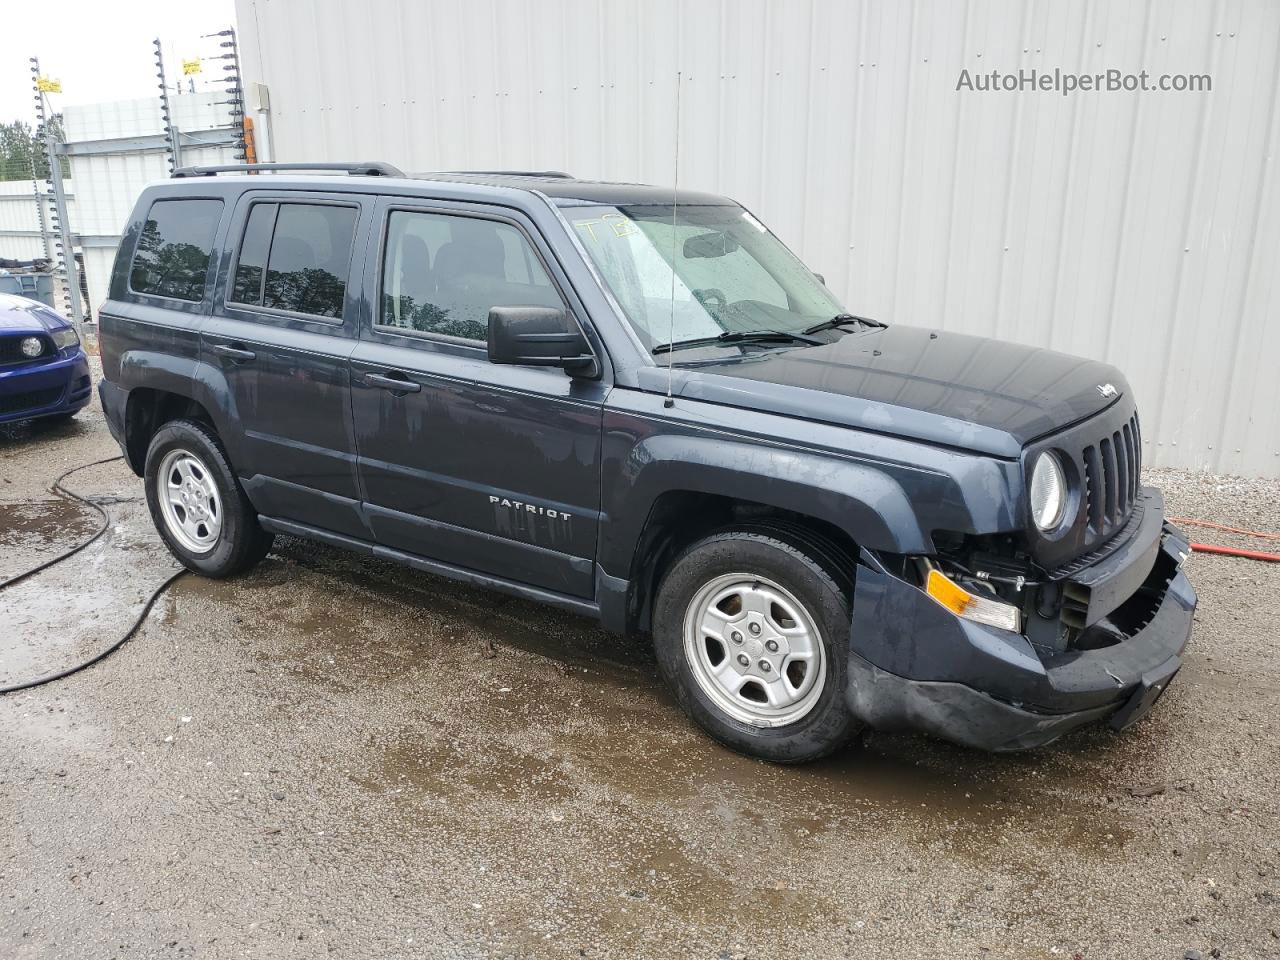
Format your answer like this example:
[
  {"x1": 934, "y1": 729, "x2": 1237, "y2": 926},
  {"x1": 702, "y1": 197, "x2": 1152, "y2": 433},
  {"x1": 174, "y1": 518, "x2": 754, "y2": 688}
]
[
  {"x1": 652, "y1": 530, "x2": 863, "y2": 763},
  {"x1": 144, "y1": 418, "x2": 272, "y2": 578}
]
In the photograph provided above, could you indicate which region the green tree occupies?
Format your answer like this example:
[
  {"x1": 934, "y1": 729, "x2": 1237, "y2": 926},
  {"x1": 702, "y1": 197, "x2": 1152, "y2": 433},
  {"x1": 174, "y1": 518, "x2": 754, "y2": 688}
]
[{"x1": 0, "y1": 118, "x2": 67, "y2": 182}]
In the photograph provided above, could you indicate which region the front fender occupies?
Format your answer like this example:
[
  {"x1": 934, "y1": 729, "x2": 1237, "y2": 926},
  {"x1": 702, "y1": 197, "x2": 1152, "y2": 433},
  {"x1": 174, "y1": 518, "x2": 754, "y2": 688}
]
[
  {"x1": 598, "y1": 392, "x2": 1026, "y2": 582},
  {"x1": 601, "y1": 433, "x2": 928, "y2": 576}
]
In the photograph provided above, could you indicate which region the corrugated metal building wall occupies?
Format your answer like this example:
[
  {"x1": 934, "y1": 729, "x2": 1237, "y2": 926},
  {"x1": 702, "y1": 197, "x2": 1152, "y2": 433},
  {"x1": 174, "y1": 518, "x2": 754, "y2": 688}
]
[
  {"x1": 236, "y1": 0, "x2": 1280, "y2": 476},
  {"x1": 62, "y1": 93, "x2": 241, "y2": 314},
  {"x1": 0, "y1": 179, "x2": 74, "y2": 262},
  {"x1": 0, "y1": 94, "x2": 239, "y2": 318},
  {"x1": 0, "y1": 179, "x2": 81, "y2": 314}
]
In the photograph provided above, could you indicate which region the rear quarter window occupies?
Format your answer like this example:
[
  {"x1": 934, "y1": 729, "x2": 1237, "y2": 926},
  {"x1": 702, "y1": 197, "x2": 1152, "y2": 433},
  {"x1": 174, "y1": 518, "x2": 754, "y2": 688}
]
[{"x1": 129, "y1": 198, "x2": 223, "y2": 302}]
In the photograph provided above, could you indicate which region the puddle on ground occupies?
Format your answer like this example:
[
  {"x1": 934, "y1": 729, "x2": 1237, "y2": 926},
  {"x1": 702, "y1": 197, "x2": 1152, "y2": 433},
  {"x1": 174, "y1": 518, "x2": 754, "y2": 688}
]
[
  {"x1": 0, "y1": 502, "x2": 179, "y2": 686},
  {"x1": 0, "y1": 499, "x2": 97, "y2": 562},
  {"x1": 373, "y1": 738, "x2": 578, "y2": 804},
  {"x1": 169, "y1": 535, "x2": 650, "y2": 684}
]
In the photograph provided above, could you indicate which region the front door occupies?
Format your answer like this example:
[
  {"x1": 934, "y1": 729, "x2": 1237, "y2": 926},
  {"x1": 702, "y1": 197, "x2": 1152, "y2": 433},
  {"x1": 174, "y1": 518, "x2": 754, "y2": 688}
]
[
  {"x1": 203, "y1": 191, "x2": 372, "y2": 538},
  {"x1": 349, "y1": 199, "x2": 606, "y2": 598}
]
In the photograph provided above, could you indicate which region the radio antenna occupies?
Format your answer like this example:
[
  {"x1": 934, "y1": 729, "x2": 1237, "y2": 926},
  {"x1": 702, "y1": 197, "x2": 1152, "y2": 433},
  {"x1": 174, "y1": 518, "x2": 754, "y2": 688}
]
[{"x1": 664, "y1": 69, "x2": 682, "y2": 409}]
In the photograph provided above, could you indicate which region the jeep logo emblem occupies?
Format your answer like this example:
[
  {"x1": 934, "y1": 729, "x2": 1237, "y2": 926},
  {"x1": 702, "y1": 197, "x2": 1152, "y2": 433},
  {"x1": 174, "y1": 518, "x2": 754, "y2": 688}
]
[{"x1": 1096, "y1": 383, "x2": 1118, "y2": 399}]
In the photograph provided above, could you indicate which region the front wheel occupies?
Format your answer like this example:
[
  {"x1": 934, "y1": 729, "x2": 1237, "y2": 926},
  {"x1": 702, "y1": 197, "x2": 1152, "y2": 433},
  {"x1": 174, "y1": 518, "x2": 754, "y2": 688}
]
[
  {"x1": 144, "y1": 418, "x2": 273, "y2": 578},
  {"x1": 652, "y1": 531, "x2": 863, "y2": 763}
]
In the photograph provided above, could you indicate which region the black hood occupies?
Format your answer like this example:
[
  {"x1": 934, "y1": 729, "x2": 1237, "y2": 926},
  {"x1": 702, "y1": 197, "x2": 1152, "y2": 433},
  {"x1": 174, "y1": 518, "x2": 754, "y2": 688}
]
[{"x1": 644, "y1": 325, "x2": 1130, "y2": 459}]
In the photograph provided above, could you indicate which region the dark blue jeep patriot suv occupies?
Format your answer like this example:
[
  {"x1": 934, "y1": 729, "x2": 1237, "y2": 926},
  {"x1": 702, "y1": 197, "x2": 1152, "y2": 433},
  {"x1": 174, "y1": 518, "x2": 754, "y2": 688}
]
[{"x1": 97, "y1": 162, "x2": 1196, "y2": 762}]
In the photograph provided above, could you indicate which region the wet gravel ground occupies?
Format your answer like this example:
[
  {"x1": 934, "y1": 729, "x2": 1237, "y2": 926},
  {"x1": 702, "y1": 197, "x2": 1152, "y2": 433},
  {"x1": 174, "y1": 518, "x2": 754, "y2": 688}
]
[{"x1": 1, "y1": 382, "x2": 1278, "y2": 959}]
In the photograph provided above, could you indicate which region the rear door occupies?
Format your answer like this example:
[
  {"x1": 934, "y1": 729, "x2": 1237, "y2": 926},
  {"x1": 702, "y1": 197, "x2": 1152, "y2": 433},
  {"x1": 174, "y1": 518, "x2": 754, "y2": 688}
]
[
  {"x1": 349, "y1": 197, "x2": 606, "y2": 599},
  {"x1": 204, "y1": 191, "x2": 373, "y2": 539}
]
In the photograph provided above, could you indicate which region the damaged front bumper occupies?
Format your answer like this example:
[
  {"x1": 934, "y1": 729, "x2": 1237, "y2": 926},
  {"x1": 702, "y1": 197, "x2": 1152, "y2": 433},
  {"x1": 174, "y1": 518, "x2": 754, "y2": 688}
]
[{"x1": 846, "y1": 492, "x2": 1196, "y2": 751}]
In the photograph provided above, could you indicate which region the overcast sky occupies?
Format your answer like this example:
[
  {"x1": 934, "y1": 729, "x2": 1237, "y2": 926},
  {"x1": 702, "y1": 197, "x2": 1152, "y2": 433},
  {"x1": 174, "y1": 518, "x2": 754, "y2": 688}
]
[{"x1": 1, "y1": 0, "x2": 237, "y2": 127}]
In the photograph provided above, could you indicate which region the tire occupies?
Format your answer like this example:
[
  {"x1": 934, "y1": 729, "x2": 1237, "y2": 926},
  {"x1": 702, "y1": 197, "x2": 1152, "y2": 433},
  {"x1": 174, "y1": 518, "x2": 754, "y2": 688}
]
[
  {"x1": 144, "y1": 418, "x2": 273, "y2": 578},
  {"x1": 652, "y1": 530, "x2": 863, "y2": 763}
]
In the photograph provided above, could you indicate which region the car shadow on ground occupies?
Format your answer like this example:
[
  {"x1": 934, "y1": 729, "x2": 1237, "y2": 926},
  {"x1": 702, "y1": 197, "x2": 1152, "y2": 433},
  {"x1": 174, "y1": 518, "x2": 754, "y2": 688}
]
[{"x1": 0, "y1": 411, "x2": 94, "y2": 450}]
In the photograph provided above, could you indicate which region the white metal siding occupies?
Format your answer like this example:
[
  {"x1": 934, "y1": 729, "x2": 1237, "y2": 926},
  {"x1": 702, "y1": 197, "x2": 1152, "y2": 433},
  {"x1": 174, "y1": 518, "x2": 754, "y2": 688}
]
[
  {"x1": 61, "y1": 94, "x2": 240, "y2": 313},
  {"x1": 236, "y1": 0, "x2": 1280, "y2": 476},
  {"x1": 0, "y1": 179, "x2": 75, "y2": 262}
]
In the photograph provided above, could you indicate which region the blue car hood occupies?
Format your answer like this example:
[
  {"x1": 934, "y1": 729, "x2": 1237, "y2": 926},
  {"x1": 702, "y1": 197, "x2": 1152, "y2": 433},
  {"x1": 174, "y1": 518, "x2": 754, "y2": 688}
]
[{"x1": 0, "y1": 292, "x2": 67, "y2": 334}]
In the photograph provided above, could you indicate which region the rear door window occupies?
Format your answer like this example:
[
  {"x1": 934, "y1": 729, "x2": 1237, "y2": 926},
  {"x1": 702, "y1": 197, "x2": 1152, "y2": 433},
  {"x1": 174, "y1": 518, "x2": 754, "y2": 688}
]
[
  {"x1": 129, "y1": 198, "x2": 223, "y2": 302},
  {"x1": 229, "y1": 201, "x2": 358, "y2": 320}
]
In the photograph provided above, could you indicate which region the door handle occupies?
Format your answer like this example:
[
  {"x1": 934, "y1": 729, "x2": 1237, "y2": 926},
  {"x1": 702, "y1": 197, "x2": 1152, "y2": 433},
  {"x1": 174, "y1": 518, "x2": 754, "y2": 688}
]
[
  {"x1": 210, "y1": 343, "x2": 257, "y2": 362},
  {"x1": 365, "y1": 372, "x2": 422, "y2": 393}
]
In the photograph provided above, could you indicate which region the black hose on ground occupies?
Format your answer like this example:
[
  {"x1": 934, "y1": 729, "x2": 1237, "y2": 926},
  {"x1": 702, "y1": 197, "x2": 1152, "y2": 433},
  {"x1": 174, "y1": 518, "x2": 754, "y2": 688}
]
[
  {"x1": 0, "y1": 455, "x2": 186, "y2": 695},
  {"x1": 0, "y1": 455, "x2": 120, "y2": 590},
  {"x1": 0, "y1": 570, "x2": 185, "y2": 695}
]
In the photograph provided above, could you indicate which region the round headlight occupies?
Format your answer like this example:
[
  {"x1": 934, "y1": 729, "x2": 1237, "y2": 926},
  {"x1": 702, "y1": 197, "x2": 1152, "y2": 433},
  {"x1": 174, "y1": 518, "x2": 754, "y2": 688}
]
[
  {"x1": 1029, "y1": 451, "x2": 1067, "y2": 531},
  {"x1": 20, "y1": 336, "x2": 43, "y2": 358}
]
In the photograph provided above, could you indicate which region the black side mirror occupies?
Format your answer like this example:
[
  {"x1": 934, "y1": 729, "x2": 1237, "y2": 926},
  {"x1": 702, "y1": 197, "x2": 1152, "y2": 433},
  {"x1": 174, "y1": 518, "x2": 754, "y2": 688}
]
[
  {"x1": 683, "y1": 231, "x2": 740, "y2": 259},
  {"x1": 487, "y1": 306, "x2": 596, "y2": 376}
]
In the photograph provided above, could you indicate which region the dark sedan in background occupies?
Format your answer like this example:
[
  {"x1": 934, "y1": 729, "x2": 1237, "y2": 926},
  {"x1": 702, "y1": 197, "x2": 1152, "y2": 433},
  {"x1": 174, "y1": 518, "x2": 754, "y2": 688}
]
[{"x1": 0, "y1": 292, "x2": 91, "y2": 426}]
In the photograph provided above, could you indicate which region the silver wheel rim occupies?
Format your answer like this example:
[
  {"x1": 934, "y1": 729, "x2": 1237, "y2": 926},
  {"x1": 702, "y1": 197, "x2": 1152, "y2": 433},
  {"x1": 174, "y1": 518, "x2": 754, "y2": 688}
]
[
  {"x1": 156, "y1": 448, "x2": 223, "y2": 554},
  {"x1": 683, "y1": 572, "x2": 827, "y2": 728}
]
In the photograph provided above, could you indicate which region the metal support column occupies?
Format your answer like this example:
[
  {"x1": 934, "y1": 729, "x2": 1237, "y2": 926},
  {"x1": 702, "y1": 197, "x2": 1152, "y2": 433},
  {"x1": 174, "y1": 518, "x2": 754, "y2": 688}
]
[
  {"x1": 154, "y1": 38, "x2": 179, "y2": 173},
  {"x1": 43, "y1": 140, "x2": 83, "y2": 331},
  {"x1": 29, "y1": 56, "x2": 84, "y2": 331},
  {"x1": 206, "y1": 27, "x2": 247, "y2": 161}
]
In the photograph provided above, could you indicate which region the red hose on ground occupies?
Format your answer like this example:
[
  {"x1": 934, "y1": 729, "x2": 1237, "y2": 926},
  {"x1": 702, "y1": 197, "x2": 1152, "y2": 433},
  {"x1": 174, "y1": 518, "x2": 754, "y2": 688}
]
[
  {"x1": 1164, "y1": 516, "x2": 1280, "y2": 563},
  {"x1": 1187, "y1": 542, "x2": 1280, "y2": 563},
  {"x1": 1169, "y1": 516, "x2": 1280, "y2": 541}
]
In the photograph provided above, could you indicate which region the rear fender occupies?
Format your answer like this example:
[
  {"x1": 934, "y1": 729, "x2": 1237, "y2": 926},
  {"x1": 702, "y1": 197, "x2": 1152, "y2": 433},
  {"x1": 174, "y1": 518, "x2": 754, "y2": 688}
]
[{"x1": 118, "y1": 350, "x2": 247, "y2": 474}]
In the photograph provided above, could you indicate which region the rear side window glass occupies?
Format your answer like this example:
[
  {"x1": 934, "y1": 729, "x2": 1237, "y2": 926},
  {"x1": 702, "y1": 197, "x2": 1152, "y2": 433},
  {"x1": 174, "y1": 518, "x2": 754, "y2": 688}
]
[
  {"x1": 378, "y1": 210, "x2": 561, "y2": 341},
  {"x1": 129, "y1": 198, "x2": 223, "y2": 302},
  {"x1": 229, "y1": 201, "x2": 358, "y2": 319},
  {"x1": 230, "y1": 203, "x2": 277, "y2": 304}
]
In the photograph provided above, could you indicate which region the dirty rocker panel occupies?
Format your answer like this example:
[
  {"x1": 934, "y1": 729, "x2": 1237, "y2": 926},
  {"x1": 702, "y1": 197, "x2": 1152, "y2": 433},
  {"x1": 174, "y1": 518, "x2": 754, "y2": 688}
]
[{"x1": 257, "y1": 515, "x2": 601, "y2": 620}]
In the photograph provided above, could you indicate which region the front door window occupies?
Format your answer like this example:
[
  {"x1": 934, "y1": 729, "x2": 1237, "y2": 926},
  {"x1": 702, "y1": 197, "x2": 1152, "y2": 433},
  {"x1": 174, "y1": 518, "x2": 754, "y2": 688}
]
[{"x1": 377, "y1": 210, "x2": 560, "y2": 341}]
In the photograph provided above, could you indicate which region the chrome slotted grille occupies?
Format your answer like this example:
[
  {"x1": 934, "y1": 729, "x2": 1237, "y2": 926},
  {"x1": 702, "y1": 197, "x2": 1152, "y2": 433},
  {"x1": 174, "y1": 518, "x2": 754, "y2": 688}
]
[{"x1": 1081, "y1": 413, "x2": 1142, "y2": 538}]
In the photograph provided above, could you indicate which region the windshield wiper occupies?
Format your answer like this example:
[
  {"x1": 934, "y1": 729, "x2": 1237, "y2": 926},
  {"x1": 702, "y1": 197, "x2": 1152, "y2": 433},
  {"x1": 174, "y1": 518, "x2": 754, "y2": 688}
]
[
  {"x1": 802, "y1": 313, "x2": 887, "y2": 336},
  {"x1": 653, "y1": 329, "x2": 822, "y2": 356}
]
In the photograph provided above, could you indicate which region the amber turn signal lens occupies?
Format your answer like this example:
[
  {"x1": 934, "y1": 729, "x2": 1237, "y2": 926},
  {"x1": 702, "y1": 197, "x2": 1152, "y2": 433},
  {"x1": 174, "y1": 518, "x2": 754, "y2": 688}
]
[{"x1": 925, "y1": 569, "x2": 1022, "y2": 633}]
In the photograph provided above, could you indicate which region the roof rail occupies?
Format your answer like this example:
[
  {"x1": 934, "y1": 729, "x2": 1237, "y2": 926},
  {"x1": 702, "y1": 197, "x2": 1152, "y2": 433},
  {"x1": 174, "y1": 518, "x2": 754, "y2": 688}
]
[
  {"x1": 171, "y1": 161, "x2": 405, "y2": 179},
  {"x1": 442, "y1": 170, "x2": 574, "y2": 179}
]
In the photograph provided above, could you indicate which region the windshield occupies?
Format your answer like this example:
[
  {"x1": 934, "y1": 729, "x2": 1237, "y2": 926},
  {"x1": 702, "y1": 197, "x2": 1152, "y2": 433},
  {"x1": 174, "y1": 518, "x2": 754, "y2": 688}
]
[{"x1": 567, "y1": 203, "x2": 846, "y2": 354}]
